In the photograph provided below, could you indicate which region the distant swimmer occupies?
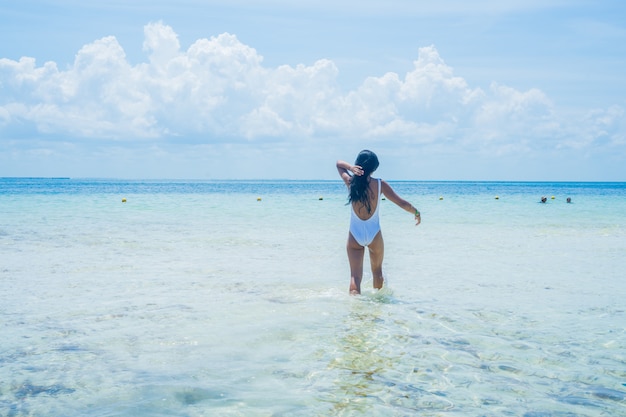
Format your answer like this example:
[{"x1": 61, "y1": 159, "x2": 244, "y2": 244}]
[
  {"x1": 541, "y1": 196, "x2": 547, "y2": 203},
  {"x1": 337, "y1": 150, "x2": 421, "y2": 295},
  {"x1": 567, "y1": 197, "x2": 572, "y2": 203}
]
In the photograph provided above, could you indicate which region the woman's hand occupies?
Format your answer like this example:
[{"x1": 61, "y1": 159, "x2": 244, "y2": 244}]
[{"x1": 351, "y1": 165, "x2": 364, "y2": 176}]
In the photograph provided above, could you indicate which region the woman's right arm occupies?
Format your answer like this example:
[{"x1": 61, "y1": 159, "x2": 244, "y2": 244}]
[{"x1": 336, "y1": 160, "x2": 363, "y2": 188}]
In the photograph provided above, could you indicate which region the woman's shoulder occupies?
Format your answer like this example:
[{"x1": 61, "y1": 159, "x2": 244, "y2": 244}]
[{"x1": 379, "y1": 179, "x2": 395, "y2": 193}]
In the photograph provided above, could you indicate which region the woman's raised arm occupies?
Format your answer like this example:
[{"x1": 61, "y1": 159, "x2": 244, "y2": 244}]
[{"x1": 336, "y1": 160, "x2": 363, "y2": 188}]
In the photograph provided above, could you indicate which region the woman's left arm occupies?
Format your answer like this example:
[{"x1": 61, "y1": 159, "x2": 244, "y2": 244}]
[{"x1": 381, "y1": 180, "x2": 421, "y2": 225}]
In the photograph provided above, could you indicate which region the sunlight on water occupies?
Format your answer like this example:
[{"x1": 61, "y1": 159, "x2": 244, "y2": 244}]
[{"x1": 1, "y1": 179, "x2": 625, "y2": 416}]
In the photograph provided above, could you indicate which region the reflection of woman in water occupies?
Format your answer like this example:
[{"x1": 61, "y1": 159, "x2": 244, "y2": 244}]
[{"x1": 336, "y1": 150, "x2": 421, "y2": 295}]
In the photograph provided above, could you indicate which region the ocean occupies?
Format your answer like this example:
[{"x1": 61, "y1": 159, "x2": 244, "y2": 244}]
[{"x1": 1, "y1": 178, "x2": 625, "y2": 416}]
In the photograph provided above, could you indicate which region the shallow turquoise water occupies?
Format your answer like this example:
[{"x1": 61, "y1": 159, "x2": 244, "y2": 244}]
[{"x1": 1, "y1": 179, "x2": 625, "y2": 416}]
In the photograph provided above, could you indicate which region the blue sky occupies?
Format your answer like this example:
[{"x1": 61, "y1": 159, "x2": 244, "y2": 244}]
[{"x1": 1, "y1": 0, "x2": 625, "y2": 180}]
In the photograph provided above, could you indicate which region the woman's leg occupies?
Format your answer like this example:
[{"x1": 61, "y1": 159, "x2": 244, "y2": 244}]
[
  {"x1": 346, "y1": 233, "x2": 364, "y2": 294},
  {"x1": 368, "y1": 231, "x2": 385, "y2": 289}
]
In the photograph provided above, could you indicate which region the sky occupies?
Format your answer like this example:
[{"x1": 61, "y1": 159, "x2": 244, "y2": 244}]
[{"x1": 1, "y1": 1, "x2": 625, "y2": 180}]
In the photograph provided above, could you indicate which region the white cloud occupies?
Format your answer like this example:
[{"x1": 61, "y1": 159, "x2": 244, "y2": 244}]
[
  {"x1": 469, "y1": 83, "x2": 556, "y2": 149},
  {"x1": 0, "y1": 35, "x2": 158, "y2": 139},
  {"x1": 570, "y1": 105, "x2": 626, "y2": 149},
  {"x1": 0, "y1": 21, "x2": 624, "y2": 162},
  {"x1": 143, "y1": 20, "x2": 181, "y2": 67}
]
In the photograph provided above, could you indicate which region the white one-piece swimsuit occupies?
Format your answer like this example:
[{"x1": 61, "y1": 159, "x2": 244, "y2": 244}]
[{"x1": 349, "y1": 178, "x2": 381, "y2": 246}]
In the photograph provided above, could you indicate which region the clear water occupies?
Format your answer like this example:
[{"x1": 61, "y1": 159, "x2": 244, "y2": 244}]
[{"x1": 1, "y1": 179, "x2": 625, "y2": 416}]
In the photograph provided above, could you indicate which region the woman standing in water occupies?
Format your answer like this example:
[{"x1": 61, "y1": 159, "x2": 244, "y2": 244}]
[{"x1": 336, "y1": 150, "x2": 421, "y2": 295}]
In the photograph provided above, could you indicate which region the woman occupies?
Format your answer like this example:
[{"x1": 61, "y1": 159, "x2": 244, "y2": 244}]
[{"x1": 336, "y1": 150, "x2": 421, "y2": 295}]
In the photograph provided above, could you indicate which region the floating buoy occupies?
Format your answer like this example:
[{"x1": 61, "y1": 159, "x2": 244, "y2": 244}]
[
  {"x1": 551, "y1": 196, "x2": 555, "y2": 200},
  {"x1": 257, "y1": 197, "x2": 262, "y2": 201},
  {"x1": 439, "y1": 196, "x2": 444, "y2": 200},
  {"x1": 122, "y1": 198, "x2": 127, "y2": 203},
  {"x1": 495, "y1": 196, "x2": 499, "y2": 200}
]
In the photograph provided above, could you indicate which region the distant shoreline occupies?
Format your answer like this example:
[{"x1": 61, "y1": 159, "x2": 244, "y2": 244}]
[{"x1": 1, "y1": 177, "x2": 624, "y2": 184}]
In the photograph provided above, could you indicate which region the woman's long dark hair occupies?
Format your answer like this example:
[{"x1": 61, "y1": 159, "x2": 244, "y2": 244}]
[{"x1": 349, "y1": 150, "x2": 380, "y2": 214}]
